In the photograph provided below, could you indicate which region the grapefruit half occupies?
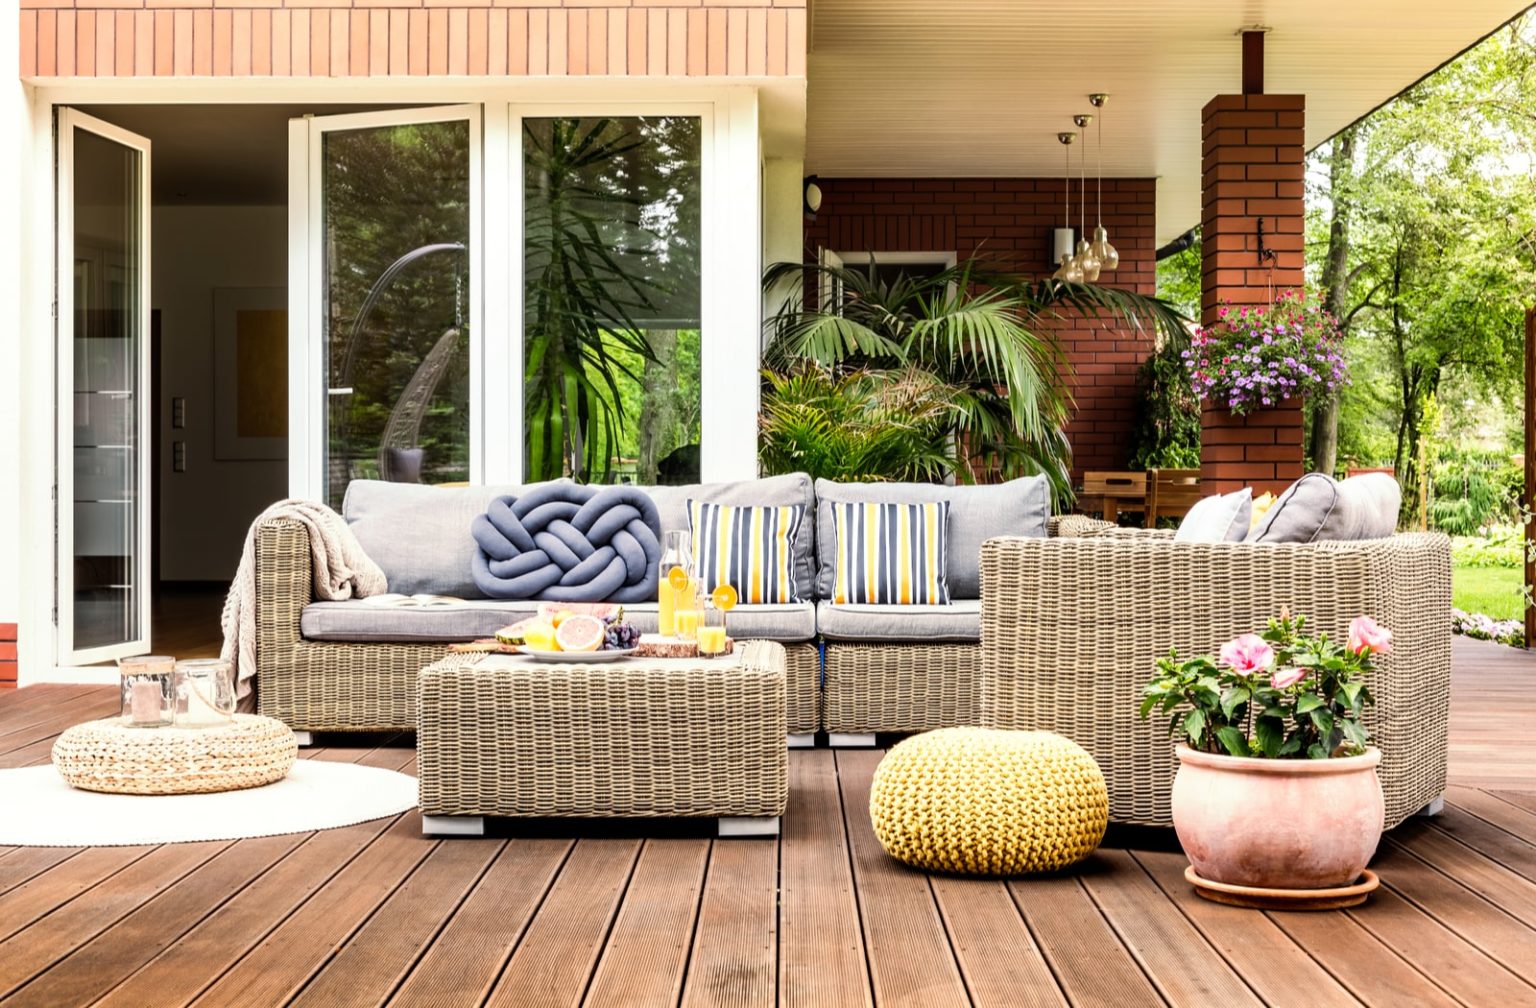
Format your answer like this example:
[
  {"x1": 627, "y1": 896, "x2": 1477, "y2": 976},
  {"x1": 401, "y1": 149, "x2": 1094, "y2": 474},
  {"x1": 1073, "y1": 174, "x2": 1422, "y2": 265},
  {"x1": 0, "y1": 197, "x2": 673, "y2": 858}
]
[{"x1": 553, "y1": 614, "x2": 605, "y2": 652}]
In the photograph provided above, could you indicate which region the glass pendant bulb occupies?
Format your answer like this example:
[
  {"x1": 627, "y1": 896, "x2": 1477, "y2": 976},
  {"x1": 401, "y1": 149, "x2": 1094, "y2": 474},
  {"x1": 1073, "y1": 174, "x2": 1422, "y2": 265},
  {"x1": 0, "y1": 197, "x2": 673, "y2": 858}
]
[
  {"x1": 1063, "y1": 253, "x2": 1084, "y2": 284},
  {"x1": 1091, "y1": 225, "x2": 1119, "y2": 272},
  {"x1": 1075, "y1": 238, "x2": 1102, "y2": 282}
]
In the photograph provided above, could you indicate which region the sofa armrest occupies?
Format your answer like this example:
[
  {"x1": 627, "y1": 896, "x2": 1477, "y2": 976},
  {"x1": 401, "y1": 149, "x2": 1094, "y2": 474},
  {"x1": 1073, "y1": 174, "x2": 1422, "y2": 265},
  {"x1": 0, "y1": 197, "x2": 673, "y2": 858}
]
[
  {"x1": 254, "y1": 517, "x2": 313, "y2": 657},
  {"x1": 978, "y1": 532, "x2": 1451, "y2": 826}
]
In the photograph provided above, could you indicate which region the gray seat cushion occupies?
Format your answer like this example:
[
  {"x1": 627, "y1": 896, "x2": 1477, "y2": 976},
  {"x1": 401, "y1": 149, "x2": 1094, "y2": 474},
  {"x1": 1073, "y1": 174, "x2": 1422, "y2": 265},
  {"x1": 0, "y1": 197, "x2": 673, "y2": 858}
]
[
  {"x1": 813, "y1": 476, "x2": 1049, "y2": 600},
  {"x1": 300, "y1": 600, "x2": 817, "y2": 644},
  {"x1": 1246, "y1": 472, "x2": 1401, "y2": 543},
  {"x1": 816, "y1": 600, "x2": 980, "y2": 643}
]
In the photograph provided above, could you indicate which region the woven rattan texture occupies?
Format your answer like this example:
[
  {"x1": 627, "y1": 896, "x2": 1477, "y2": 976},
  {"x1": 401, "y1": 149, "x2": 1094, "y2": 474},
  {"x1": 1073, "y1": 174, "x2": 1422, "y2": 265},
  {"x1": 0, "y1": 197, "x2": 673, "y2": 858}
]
[
  {"x1": 870, "y1": 728, "x2": 1108, "y2": 874},
  {"x1": 51, "y1": 714, "x2": 298, "y2": 795},
  {"x1": 822, "y1": 643, "x2": 979, "y2": 734},
  {"x1": 416, "y1": 639, "x2": 788, "y2": 819},
  {"x1": 979, "y1": 530, "x2": 1452, "y2": 828},
  {"x1": 256, "y1": 519, "x2": 821, "y2": 734}
]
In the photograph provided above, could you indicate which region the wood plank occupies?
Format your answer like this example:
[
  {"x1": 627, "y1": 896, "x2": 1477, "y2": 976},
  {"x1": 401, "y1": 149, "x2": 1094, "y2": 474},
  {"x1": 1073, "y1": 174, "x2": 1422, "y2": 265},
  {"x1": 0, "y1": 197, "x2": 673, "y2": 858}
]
[
  {"x1": 778, "y1": 749, "x2": 871, "y2": 1008},
  {"x1": 1371, "y1": 834, "x2": 1536, "y2": 973},
  {"x1": 584, "y1": 838, "x2": 709, "y2": 1007},
  {"x1": 0, "y1": 692, "x2": 122, "y2": 762},
  {"x1": 0, "y1": 847, "x2": 83, "y2": 898},
  {"x1": 289, "y1": 836, "x2": 504, "y2": 1008},
  {"x1": 1081, "y1": 850, "x2": 1263, "y2": 1007},
  {"x1": 1007, "y1": 873, "x2": 1166, "y2": 1007},
  {"x1": 0, "y1": 845, "x2": 155, "y2": 944},
  {"x1": 387, "y1": 838, "x2": 573, "y2": 1008},
  {"x1": 679, "y1": 840, "x2": 778, "y2": 1008},
  {"x1": 186, "y1": 812, "x2": 431, "y2": 1007},
  {"x1": 1133, "y1": 850, "x2": 1362, "y2": 1008},
  {"x1": 1344, "y1": 884, "x2": 1536, "y2": 1005},
  {"x1": 482, "y1": 838, "x2": 641, "y2": 1008},
  {"x1": 1489, "y1": 788, "x2": 1536, "y2": 817},
  {"x1": 1265, "y1": 906, "x2": 1459, "y2": 1006},
  {"x1": 2, "y1": 833, "x2": 307, "y2": 1008},
  {"x1": 0, "y1": 840, "x2": 230, "y2": 999},
  {"x1": 929, "y1": 875, "x2": 1067, "y2": 1008},
  {"x1": 1429, "y1": 792, "x2": 1536, "y2": 882},
  {"x1": 0, "y1": 685, "x2": 106, "y2": 735},
  {"x1": 1390, "y1": 822, "x2": 1536, "y2": 925},
  {"x1": 835, "y1": 748, "x2": 970, "y2": 1008}
]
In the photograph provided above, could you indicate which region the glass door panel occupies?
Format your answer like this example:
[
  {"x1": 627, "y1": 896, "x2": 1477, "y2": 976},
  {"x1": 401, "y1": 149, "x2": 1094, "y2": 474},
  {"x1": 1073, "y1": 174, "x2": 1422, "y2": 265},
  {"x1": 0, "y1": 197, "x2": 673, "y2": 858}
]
[
  {"x1": 57, "y1": 110, "x2": 152, "y2": 664},
  {"x1": 314, "y1": 109, "x2": 475, "y2": 508},
  {"x1": 522, "y1": 116, "x2": 702, "y2": 484}
]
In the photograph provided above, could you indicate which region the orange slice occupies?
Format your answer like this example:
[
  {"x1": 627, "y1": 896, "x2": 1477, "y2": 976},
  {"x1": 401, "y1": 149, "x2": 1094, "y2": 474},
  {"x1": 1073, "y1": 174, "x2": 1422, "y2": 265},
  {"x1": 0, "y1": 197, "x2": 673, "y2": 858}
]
[
  {"x1": 711, "y1": 584, "x2": 739, "y2": 612},
  {"x1": 667, "y1": 565, "x2": 691, "y2": 592}
]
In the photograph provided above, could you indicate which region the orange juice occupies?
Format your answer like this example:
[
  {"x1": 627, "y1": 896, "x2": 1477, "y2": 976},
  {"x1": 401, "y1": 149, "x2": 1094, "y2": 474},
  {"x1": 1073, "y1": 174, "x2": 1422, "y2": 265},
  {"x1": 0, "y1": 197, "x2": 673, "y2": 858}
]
[
  {"x1": 697, "y1": 625, "x2": 727, "y2": 655},
  {"x1": 674, "y1": 608, "x2": 701, "y2": 642},
  {"x1": 658, "y1": 578, "x2": 682, "y2": 636}
]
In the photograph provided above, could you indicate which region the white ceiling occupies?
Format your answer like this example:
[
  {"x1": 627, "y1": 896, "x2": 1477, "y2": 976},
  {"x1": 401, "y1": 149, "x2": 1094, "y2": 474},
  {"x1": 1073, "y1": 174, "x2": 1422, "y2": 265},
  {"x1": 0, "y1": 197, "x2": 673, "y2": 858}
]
[{"x1": 805, "y1": 0, "x2": 1533, "y2": 244}]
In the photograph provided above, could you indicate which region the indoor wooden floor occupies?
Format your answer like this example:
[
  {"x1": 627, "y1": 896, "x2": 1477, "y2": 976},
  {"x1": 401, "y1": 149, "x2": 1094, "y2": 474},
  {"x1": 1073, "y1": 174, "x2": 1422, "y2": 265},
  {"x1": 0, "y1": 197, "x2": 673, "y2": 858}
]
[{"x1": 0, "y1": 639, "x2": 1532, "y2": 1008}]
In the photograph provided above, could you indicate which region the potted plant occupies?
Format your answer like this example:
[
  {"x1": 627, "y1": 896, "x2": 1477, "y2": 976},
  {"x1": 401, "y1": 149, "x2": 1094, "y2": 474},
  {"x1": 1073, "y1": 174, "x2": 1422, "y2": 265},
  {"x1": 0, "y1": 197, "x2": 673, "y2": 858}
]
[
  {"x1": 1183, "y1": 289, "x2": 1347, "y2": 415},
  {"x1": 1140, "y1": 611, "x2": 1393, "y2": 908}
]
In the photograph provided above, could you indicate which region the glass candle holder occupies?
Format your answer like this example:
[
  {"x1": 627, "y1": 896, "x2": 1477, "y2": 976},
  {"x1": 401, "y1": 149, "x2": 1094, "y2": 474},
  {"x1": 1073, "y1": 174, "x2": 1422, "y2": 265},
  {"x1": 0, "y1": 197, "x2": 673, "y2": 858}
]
[
  {"x1": 119, "y1": 655, "x2": 176, "y2": 727},
  {"x1": 697, "y1": 603, "x2": 728, "y2": 658},
  {"x1": 175, "y1": 658, "x2": 236, "y2": 728}
]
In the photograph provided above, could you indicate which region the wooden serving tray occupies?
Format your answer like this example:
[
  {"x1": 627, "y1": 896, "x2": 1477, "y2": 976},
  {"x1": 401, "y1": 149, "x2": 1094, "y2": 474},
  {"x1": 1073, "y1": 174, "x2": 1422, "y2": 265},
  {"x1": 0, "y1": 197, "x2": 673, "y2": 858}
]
[{"x1": 446, "y1": 633, "x2": 735, "y2": 659}]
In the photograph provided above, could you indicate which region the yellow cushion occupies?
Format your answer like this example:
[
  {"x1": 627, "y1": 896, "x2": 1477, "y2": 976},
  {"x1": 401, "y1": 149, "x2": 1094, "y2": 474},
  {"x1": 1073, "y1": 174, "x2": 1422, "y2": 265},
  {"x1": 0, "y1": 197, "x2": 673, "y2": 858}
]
[
  {"x1": 869, "y1": 727, "x2": 1108, "y2": 875},
  {"x1": 1249, "y1": 491, "x2": 1277, "y2": 530}
]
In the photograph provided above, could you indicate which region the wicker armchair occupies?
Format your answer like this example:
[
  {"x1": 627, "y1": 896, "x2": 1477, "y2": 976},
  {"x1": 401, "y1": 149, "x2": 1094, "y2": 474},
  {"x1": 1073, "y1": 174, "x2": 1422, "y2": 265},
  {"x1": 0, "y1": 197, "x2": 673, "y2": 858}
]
[
  {"x1": 978, "y1": 525, "x2": 1452, "y2": 829},
  {"x1": 253, "y1": 517, "x2": 823, "y2": 735}
]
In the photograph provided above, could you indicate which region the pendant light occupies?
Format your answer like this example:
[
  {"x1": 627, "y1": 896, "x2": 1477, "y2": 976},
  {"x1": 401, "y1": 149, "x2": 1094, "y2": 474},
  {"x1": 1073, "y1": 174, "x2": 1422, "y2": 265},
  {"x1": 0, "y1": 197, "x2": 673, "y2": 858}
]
[
  {"x1": 1051, "y1": 133, "x2": 1082, "y2": 283},
  {"x1": 1071, "y1": 114, "x2": 1102, "y2": 282},
  {"x1": 1088, "y1": 93, "x2": 1120, "y2": 272}
]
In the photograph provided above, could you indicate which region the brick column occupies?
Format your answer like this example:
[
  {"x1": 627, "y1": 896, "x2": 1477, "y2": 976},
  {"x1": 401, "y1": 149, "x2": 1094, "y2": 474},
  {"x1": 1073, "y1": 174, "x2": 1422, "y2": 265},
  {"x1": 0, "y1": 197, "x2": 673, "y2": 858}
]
[{"x1": 1199, "y1": 94, "x2": 1306, "y2": 496}]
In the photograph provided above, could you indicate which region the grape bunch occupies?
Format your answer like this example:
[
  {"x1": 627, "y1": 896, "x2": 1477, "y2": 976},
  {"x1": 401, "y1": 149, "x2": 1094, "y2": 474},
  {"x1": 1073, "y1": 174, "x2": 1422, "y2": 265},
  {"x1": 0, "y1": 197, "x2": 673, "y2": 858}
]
[{"x1": 603, "y1": 619, "x2": 640, "y2": 651}]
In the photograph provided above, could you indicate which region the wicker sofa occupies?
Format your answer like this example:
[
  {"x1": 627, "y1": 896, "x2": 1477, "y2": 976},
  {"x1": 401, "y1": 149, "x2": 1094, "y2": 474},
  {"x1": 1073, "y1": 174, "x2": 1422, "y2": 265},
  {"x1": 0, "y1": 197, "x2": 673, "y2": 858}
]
[{"x1": 977, "y1": 523, "x2": 1452, "y2": 829}]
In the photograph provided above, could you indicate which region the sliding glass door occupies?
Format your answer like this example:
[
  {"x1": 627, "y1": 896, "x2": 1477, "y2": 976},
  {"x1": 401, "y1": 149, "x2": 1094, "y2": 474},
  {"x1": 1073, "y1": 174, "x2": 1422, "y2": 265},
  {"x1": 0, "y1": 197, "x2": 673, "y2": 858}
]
[
  {"x1": 295, "y1": 106, "x2": 479, "y2": 507},
  {"x1": 56, "y1": 110, "x2": 153, "y2": 665}
]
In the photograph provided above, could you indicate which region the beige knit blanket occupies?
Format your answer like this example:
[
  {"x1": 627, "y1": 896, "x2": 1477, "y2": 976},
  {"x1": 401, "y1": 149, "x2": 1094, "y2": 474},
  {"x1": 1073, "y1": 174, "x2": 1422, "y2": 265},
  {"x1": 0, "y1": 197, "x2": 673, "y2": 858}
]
[{"x1": 222, "y1": 499, "x2": 387, "y2": 703}]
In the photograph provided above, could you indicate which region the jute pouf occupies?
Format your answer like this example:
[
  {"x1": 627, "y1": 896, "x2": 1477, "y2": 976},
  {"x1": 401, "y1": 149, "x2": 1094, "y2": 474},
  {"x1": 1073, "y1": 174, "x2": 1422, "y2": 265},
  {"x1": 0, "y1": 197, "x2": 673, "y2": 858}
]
[
  {"x1": 52, "y1": 714, "x2": 299, "y2": 795},
  {"x1": 870, "y1": 727, "x2": 1108, "y2": 875}
]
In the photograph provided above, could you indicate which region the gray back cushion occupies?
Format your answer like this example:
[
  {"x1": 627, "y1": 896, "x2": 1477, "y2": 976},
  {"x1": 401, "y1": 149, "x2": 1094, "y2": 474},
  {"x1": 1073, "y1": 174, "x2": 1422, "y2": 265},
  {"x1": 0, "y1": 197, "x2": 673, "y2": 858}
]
[
  {"x1": 343, "y1": 472, "x2": 817, "y2": 600},
  {"x1": 1246, "y1": 472, "x2": 1401, "y2": 543},
  {"x1": 636, "y1": 472, "x2": 817, "y2": 601},
  {"x1": 814, "y1": 476, "x2": 1050, "y2": 600}
]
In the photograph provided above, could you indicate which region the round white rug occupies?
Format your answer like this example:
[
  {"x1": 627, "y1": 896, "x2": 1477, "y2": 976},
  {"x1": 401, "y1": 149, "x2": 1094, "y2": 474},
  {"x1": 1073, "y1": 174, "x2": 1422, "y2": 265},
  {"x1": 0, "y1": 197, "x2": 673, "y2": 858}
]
[{"x1": 0, "y1": 761, "x2": 420, "y2": 846}]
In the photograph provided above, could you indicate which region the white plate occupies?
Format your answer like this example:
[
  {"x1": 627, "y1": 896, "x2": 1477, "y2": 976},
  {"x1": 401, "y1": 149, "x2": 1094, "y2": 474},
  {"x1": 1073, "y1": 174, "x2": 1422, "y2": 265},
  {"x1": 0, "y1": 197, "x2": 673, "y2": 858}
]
[{"x1": 516, "y1": 646, "x2": 638, "y2": 663}]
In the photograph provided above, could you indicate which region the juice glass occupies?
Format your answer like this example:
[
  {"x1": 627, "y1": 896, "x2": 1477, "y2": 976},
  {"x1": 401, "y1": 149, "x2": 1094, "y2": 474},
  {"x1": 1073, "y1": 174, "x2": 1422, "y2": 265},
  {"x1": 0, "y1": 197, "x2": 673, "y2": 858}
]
[
  {"x1": 697, "y1": 604, "x2": 728, "y2": 657},
  {"x1": 657, "y1": 530, "x2": 691, "y2": 636}
]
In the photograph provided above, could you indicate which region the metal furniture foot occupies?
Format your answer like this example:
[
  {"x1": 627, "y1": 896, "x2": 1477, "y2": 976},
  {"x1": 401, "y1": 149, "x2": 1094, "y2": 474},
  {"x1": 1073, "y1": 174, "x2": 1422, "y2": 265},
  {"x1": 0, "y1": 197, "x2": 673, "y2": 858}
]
[
  {"x1": 1416, "y1": 796, "x2": 1446, "y2": 817},
  {"x1": 718, "y1": 816, "x2": 780, "y2": 838},
  {"x1": 292, "y1": 731, "x2": 314, "y2": 747},
  {"x1": 827, "y1": 732, "x2": 876, "y2": 748},
  {"x1": 787, "y1": 733, "x2": 816, "y2": 749},
  {"x1": 423, "y1": 815, "x2": 486, "y2": 837}
]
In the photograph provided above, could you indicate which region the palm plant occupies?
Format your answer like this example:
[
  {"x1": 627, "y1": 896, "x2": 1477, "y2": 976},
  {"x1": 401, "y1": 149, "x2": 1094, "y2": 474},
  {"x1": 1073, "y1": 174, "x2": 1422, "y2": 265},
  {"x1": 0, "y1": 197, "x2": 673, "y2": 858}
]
[
  {"x1": 762, "y1": 257, "x2": 1191, "y2": 499},
  {"x1": 759, "y1": 363, "x2": 963, "y2": 481}
]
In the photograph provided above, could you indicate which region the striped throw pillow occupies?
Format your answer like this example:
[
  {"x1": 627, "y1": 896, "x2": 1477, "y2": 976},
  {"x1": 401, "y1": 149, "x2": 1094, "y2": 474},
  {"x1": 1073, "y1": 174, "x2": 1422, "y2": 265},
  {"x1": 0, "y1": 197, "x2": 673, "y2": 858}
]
[
  {"x1": 687, "y1": 500, "x2": 805, "y2": 604},
  {"x1": 831, "y1": 500, "x2": 950, "y2": 605}
]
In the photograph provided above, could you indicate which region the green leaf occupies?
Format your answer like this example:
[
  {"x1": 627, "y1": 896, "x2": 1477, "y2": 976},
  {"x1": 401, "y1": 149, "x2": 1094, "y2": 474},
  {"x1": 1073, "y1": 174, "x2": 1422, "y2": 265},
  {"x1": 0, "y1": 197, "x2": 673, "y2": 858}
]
[
  {"x1": 1214, "y1": 726, "x2": 1252, "y2": 757},
  {"x1": 1184, "y1": 708, "x2": 1207, "y2": 745},
  {"x1": 1294, "y1": 694, "x2": 1325, "y2": 714},
  {"x1": 1307, "y1": 742, "x2": 1329, "y2": 760},
  {"x1": 1309, "y1": 708, "x2": 1335, "y2": 738},
  {"x1": 1277, "y1": 735, "x2": 1304, "y2": 757},
  {"x1": 1254, "y1": 717, "x2": 1285, "y2": 758},
  {"x1": 1220, "y1": 685, "x2": 1251, "y2": 720},
  {"x1": 1341, "y1": 718, "x2": 1370, "y2": 750}
]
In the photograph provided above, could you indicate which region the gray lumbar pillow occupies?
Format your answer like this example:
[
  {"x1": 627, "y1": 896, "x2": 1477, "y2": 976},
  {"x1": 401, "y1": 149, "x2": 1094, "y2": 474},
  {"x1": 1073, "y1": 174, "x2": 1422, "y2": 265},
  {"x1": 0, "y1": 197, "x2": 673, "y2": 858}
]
[
  {"x1": 1174, "y1": 488, "x2": 1253, "y2": 543},
  {"x1": 812, "y1": 475, "x2": 1050, "y2": 600},
  {"x1": 1246, "y1": 472, "x2": 1401, "y2": 543}
]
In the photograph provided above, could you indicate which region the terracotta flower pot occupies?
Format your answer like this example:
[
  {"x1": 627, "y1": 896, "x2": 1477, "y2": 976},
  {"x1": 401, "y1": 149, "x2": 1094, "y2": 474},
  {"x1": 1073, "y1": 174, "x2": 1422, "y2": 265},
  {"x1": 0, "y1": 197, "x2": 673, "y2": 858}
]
[{"x1": 1171, "y1": 744, "x2": 1384, "y2": 889}]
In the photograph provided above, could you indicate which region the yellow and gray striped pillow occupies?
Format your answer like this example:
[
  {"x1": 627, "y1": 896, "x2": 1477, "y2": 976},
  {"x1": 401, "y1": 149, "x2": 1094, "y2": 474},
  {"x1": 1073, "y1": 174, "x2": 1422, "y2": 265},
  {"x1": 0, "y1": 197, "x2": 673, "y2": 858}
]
[
  {"x1": 831, "y1": 500, "x2": 950, "y2": 605},
  {"x1": 687, "y1": 500, "x2": 804, "y2": 604}
]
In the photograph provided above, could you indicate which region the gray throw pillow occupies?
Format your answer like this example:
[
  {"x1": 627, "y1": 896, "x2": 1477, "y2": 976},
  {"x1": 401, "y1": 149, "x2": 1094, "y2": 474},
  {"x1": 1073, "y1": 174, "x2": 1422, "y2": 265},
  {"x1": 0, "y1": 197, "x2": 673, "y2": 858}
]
[
  {"x1": 1246, "y1": 472, "x2": 1401, "y2": 544},
  {"x1": 1174, "y1": 488, "x2": 1253, "y2": 543},
  {"x1": 813, "y1": 475, "x2": 1050, "y2": 600}
]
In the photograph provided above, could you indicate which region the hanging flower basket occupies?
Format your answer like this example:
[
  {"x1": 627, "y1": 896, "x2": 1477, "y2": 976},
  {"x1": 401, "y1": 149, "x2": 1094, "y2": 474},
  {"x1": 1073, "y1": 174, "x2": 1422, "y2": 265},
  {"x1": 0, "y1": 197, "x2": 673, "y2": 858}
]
[{"x1": 1184, "y1": 289, "x2": 1347, "y2": 416}]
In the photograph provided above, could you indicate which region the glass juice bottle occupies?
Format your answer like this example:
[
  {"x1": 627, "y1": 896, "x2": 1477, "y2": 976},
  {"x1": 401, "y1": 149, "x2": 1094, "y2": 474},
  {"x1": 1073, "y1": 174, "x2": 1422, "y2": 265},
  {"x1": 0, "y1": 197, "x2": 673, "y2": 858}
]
[{"x1": 657, "y1": 530, "x2": 692, "y2": 637}]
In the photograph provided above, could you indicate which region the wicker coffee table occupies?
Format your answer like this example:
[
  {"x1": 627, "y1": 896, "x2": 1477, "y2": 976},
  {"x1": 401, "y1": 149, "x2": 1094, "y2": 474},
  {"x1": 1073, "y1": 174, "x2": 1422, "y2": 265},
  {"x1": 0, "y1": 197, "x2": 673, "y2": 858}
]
[
  {"x1": 52, "y1": 714, "x2": 299, "y2": 795},
  {"x1": 417, "y1": 639, "x2": 788, "y2": 838}
]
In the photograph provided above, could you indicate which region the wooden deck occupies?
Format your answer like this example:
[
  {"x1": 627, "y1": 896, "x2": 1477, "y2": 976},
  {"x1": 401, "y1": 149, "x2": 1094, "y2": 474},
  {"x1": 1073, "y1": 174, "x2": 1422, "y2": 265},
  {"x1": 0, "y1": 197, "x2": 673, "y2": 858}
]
[{"x1": 0, "y1": 638, "x2": 1533, "y2": 1007}]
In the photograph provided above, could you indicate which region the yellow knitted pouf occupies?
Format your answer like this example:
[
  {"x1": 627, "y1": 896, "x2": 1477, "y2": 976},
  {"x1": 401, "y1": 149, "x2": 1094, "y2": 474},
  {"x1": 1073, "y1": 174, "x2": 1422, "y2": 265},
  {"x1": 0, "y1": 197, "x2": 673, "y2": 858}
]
[{"x1": 869, "y1": 727, "x2": 1108, "y2": 875}]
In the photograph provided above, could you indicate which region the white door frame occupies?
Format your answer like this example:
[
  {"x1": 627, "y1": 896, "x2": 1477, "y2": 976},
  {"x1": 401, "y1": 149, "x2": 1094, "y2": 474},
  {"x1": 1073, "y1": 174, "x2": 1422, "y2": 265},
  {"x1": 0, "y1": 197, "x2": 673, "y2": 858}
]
[
  {"x1": 54, "y1": 108, "x2": 154, "y2": 668},
  {"x1": 287, "y1": 104, "x2": 484, "y2": 503}
]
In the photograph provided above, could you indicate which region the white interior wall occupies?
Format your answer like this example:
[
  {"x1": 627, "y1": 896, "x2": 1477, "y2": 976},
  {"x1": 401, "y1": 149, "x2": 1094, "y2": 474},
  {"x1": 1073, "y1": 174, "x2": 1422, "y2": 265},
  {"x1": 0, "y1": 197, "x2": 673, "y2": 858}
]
[
  {"x1": 154, "y1": 205, "x2": 288, "y2": 581},
  {"x1": 761, "y1": 157, "x2": 804, "y2": 347}
]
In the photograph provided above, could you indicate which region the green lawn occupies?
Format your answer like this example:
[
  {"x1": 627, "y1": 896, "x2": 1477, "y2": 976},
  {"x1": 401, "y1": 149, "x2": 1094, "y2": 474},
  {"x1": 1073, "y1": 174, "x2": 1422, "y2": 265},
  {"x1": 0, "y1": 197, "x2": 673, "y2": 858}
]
[{"x1": 1453, "y1": 565, "x2": 1526, "y2": 620}]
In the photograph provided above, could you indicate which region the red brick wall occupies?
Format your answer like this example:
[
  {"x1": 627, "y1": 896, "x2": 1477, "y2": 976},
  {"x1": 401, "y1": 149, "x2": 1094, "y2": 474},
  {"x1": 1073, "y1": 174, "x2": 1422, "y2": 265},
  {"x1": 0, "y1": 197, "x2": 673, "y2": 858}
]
[
  {"x1": 1199, "y1": 94, "x2": 1307, "y2": 496},
  {"x1": 19, "y1": 0, "x2": 806, "y2": 79},
  {"x1": 0, "y1": 623, "x2": 16, "y2": 689},
  {"x1": 802, "y1": 177, "x2": 1157, "y2": 475}
]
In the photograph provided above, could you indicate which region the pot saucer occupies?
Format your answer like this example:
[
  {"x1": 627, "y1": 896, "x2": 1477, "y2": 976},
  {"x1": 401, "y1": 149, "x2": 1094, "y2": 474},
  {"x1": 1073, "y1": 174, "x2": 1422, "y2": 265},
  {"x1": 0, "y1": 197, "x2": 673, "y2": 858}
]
[{"x1": 1184, "y1": 866, "x2": 1379, "y2": 910}]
